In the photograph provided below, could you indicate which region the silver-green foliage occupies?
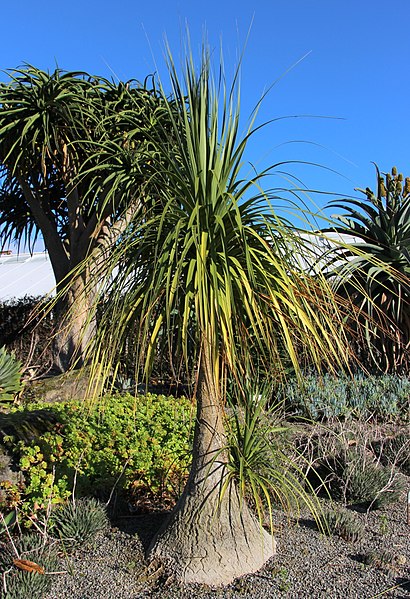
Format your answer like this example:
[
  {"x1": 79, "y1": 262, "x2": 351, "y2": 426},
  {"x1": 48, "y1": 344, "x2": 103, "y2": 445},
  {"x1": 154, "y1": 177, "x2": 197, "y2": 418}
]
[
  {"x1": 0, "y1": 346, "x2": 22, "y2": 404},
  {"x1": 280, "y1": 373, "x2": 410, "y2": 421},
  {"x1": 52, "y1": 497, "x2": 109, "y2": 549}
]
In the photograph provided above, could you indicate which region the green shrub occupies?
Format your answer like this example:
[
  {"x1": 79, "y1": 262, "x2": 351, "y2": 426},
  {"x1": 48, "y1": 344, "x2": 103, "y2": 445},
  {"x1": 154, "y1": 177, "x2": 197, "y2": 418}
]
[
  {"x1": 1, "y1": 393, "x2": 194, "y2": 523},
  {"x1": 279, "y1": 373, "x2": 410, "y2": 421}
]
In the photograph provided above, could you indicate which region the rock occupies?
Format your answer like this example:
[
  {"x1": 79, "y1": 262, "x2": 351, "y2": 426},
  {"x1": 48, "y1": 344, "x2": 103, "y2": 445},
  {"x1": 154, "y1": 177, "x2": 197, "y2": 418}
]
[
  {"x1": 23, "y1": 367, "x2": 102, "y2": 404},
  {"x1": 0, "y1": 444, "x2": 22, "y2": 492}
]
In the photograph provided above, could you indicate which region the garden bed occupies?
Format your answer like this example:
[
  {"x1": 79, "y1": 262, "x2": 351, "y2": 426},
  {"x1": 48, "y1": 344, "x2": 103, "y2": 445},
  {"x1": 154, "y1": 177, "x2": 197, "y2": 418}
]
[{"x1": 42, "y1": 487, "x2": 410, "y2": 598}]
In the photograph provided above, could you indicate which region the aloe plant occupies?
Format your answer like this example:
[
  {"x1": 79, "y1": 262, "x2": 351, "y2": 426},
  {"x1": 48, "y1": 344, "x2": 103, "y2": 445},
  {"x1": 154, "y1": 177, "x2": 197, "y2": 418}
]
[
  {"x1": 325, "y1": 165, "x2": 410, "y2": 373},
  {"x1": 0, "y1": 346, "x2": 22, "y2": 404}
]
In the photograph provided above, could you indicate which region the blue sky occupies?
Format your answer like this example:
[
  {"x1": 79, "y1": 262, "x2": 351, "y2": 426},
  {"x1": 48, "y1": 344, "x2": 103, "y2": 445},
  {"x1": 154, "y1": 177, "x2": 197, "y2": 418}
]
[{"x1": 1, "y1": 0, "x2": 409, "y2": 237}]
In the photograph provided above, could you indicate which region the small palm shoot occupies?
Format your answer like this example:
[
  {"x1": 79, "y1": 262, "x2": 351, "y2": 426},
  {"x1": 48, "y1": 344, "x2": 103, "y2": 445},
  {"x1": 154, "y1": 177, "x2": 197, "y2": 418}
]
[{"x1": 225, "y1": 381, "x2": 323, "y2": 534}]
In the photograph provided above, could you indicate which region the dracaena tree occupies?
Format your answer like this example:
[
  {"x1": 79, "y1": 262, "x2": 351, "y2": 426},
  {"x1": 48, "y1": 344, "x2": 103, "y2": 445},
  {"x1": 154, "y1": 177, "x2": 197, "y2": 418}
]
[
  {"x1": 78, "y1": 49, "x2": 350, "y2": 585},
  {"x1": 324, "y1": 165, "x2": 410, "y2": 373},
  {"x1": 0, "y1": 66, "x2": 171, "y2": 372}
]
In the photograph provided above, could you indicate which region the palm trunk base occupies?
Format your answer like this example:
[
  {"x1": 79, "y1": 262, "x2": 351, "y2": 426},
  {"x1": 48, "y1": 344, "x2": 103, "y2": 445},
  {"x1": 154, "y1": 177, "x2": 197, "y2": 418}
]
[{"x1": 147, "y1": 472, "x2": 276, "y2": 586}]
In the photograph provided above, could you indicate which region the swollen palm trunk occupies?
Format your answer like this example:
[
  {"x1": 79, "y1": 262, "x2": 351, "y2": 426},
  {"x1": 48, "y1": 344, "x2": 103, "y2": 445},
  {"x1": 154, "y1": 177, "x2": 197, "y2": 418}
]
[{"x1": 147, "y1": 347, "x2": 276, "y2": 586}]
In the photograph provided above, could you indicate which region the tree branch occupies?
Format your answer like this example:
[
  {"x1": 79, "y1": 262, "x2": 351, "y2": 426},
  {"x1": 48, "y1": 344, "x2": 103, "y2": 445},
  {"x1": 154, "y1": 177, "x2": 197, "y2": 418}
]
[{"x1": 16, "y1": 176, "x2": 69, "y2": 283}]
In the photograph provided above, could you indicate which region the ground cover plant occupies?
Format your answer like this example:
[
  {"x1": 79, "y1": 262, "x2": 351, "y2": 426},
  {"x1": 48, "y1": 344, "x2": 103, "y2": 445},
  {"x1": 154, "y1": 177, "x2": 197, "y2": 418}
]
[
  {"x1": 0, "y1": 393, "x2": 194, "y2": 526},
  {"x1": 0, "y1": 382, "x2": 409, "y2": 596},
  {"x1": 279, "y1": 372, "x2": 410, "y2": 421}
]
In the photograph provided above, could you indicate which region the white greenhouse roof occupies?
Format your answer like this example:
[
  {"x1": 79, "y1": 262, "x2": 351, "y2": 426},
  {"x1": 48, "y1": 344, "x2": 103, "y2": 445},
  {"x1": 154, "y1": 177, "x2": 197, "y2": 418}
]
[
  {"x1": 0, "y1": 252, "x2": 56, "y2": 301},
  {"x1": 0, "y1": 231, "x2": 359, "y2": 303}
]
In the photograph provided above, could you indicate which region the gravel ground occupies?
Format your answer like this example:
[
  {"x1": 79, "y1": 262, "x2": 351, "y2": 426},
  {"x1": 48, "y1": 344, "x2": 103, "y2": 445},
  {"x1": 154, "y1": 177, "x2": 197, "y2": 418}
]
[{"x1": 44, "y1": 485, "x2": 410, "y2": 599}]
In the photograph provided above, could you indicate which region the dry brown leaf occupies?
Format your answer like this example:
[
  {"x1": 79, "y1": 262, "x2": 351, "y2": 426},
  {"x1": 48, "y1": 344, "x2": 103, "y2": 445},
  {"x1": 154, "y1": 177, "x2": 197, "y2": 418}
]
[{"x1": 13, "y1": 559, "x2": 45, "y2": 575}]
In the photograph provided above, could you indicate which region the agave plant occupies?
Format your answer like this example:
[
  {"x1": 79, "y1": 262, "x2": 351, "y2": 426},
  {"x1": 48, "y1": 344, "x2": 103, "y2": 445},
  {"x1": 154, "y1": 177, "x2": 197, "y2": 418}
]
[
  {"x1": 324, "y1": 165, "x2": 410, "y2": 372},
  {"x1": 0, "y1": 346, "x2": 22, "y2": 404}
]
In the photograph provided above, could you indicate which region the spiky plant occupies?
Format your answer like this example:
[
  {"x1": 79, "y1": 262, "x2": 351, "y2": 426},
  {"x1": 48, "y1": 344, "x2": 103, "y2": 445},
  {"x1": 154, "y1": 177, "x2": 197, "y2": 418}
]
[
  {"x1": 52, "y1": 497, "x2": 109, "y2": 550},
  {"x1": 0, "y1": 66, "x2": 174, "y2": 372},
  {"x1": 363, "y1": 550, "x2": 407, "y2": 574},
  {"x1": 225, "y1": 381, "x2": 320, "y2": 528},
  {"x1": 65, "y1": 43, "x2": 352, "y2": 586},
  {"x1": 324, "y1": 164, "x2": 410, "y2": 373},
  {"x1": 319, "y1": 507, "x2": 364, "y2": 543},
  {"x1": 325, "y1": 448, "x2": 405, "y2": 509},
  {"x1": 0, "y1": 346, "x2": 22, "y2": 405},
  {"x1": 0, "y1": 532, "x2": 58, "y2": 599}
]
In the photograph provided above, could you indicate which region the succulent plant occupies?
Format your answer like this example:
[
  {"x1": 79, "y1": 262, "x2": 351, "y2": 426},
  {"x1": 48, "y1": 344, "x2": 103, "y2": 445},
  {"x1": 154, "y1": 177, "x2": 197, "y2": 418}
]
[
  {"x1": 343, "y1": 453, "x2": 404, "y2": 509},
  {"x1": 363, "y1": 550, "x2": 407, "y2": 574},
  {"x1": 319, "y1": 448, "x2": 405, "y2": 509},
  {"x1": 373, "y1": 433, "x2": 410, "y2": 476},
  {"x1": 0, "y1": 532, "x2": 58, "y2": 599},
  {"x1": 319, "y1": 507, "x2": 364, "y2": 543},
  {"x1": 52, "y1": 497, "x2": 109, "y2": 550}
]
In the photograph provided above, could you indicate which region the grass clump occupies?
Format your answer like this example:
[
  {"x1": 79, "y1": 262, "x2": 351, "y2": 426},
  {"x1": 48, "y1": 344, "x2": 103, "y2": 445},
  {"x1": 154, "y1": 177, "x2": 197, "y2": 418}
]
[
  {"x1": 296, "y1": 424, "x2": 405, "y2": 510},
  {"x1": 330, "y1": 449, "x2": 405, "y2": 509}
]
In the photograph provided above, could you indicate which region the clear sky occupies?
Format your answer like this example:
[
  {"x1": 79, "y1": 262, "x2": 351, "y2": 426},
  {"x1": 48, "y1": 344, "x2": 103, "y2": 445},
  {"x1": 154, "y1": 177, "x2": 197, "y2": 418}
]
[{"x1": 1, "y1": 0, "x2": 409, "y2": 237}]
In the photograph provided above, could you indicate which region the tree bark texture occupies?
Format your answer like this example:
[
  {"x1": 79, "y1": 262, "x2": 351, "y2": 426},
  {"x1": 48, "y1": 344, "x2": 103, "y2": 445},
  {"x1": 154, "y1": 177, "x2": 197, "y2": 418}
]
[
  {"x1": 147, "y1": 341, "x2": 276, "y2": 586},
  {"x1": 51, "y1": 269, "x2": 96, "y2": 373}
]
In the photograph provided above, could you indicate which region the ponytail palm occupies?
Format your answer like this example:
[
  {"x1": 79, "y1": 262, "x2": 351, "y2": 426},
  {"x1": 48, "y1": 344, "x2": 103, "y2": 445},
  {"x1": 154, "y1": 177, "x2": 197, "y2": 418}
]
[{"x1": 84, "y1": 50, "x2": 349, "y2": 585}]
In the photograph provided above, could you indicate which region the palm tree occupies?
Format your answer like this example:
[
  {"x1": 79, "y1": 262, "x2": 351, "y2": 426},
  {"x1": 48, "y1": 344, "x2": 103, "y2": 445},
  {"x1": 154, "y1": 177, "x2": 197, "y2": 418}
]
[
  {"x1": 324, "y1": 165, "x2": 410, "y2": 372},
  {"x1": 80, "y1": 50, "x2": 349, "y2": 585},
  {"x1": 0, "y1": 66, "x2": 171, "y2": 371}
]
